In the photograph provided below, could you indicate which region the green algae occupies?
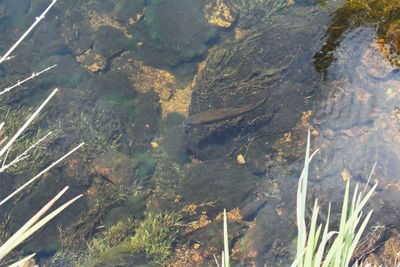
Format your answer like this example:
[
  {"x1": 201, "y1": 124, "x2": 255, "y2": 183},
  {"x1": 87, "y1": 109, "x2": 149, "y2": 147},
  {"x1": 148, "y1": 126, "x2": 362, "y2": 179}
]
[
  {"x1": 134, "y1": 152, "x2": 156, "y2": 179},
  {"x1": 103, "y1": 195, "x2": 146, "y2": 227},
  {"x1": 54, "y1": 212, "x2": 182, "y2": 266}
]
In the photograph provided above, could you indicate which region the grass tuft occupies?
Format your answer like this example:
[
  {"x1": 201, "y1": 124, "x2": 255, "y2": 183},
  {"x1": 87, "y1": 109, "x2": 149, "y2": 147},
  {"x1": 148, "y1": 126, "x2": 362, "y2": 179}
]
[
  {"x1": 292, "y1": 129, "x2": 377, "y2": 267},
  {"x1": 220, "y1": 130, "x2": 377, "y2": 267}
]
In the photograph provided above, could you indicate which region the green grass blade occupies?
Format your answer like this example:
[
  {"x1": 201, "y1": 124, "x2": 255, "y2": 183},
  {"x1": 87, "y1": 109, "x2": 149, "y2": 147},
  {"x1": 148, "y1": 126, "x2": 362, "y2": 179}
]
[
  {"x1": 304, "y1": 200, "x2": 319, "y2": 266},
  {"x1": 223, "y1": 209, "x2": 230, "y2": 267},
  {"x1": 339, "y1": 179, "x2": 350, "y2": 233},
  {"x1": 294, "y1": 129, "x2": 311, "y2": 265},
  {"x1": 345, "y1": 210, "x2": 373, "y2": 266},
  {"x1": 314, "y1": 204, "x2": 332, "y2": 266}
]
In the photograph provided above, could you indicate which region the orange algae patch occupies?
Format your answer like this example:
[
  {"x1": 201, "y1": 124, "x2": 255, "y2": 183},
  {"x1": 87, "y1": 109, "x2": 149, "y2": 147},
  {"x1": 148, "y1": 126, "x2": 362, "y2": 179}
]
[
  {"x1": 130, "y1": 60, "x2": 176, "y2": 100},
  {"x1": 216, "y1": 207, "x2": 242, "y2": 222},
  {"x1": 185, "y1": 214, "x2": 212, "y2": 233},
  {"x1": 160, "y1": 85, "x2": 192, "y2": 118},
  {"x1": 171, "y1": 246, "x2": 205, "y2": 266},
  {"x1": 204, "y1": 0, "x2": 235, "y2": 28},
  {"x1": 112, "y1": 55, "x2": 208, "y2": 119},
  {"x1": 89, "y1": 11, "x2": 133, "y2": 39},
  {"x1": 76, "y1": 49, "x2": 107, "y2": 73}
]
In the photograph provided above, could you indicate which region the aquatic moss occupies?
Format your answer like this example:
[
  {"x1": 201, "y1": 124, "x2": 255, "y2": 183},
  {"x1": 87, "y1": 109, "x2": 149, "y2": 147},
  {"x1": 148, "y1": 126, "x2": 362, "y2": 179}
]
[
  {"x1": 130, "y1": 212, "x2": 182, "y2": 265},
  {"x1": 103, "y1": 195, "x2": 146, "y2": 227},
  {"x1": 62, "y1": 212, "x2": 182, "y2": 266},
  {"x1": 52, "y1": 109, "x2": 121, "y2": 162},
  {"x1": 0, "y1": 105, "x2": 53, "y2": 174},
  {"x1": 230, "y1": 0, "x2": 287, "y2": 28},
  {"x1": 53, "y1": 219, "x2": 137, "y2": 267},
  {"x1": 134, "y1": 152, "x2": 156, "y2": 179}
]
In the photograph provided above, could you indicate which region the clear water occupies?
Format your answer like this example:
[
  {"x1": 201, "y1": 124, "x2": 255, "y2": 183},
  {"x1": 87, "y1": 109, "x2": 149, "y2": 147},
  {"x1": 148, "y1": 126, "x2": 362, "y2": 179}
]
[{"x1": 1, "y1": 0, "x2": 400, "y2": 265}]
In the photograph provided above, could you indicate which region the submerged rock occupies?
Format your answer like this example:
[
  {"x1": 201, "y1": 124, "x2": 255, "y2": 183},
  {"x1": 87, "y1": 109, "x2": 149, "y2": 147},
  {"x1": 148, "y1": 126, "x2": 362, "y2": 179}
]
[
  {"x1": 178, "y1": 159, "x2": 256, "y2": 211},
  {"x1": 133, "y1": 0, "x2": 220, "y2": 67},
  {"x1": 91, "y1": 151, "x2": 139, "y2": 187},
  {"x1": 185, "y1": 7, "x2": 329, "y2": 160}
]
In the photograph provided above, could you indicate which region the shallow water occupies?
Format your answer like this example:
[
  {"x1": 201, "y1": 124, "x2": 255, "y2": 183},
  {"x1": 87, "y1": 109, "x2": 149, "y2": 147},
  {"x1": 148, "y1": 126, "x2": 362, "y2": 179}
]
[{"x1": 1, "y1": 0, "x2": 400, "y2": 265}]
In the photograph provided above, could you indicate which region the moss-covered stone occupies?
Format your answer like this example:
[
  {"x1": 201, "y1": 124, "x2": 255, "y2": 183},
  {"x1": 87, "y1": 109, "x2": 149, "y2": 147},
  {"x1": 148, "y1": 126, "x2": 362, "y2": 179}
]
[{"x1": 91, "y1": 151, "x2": 139, "y2": 187}]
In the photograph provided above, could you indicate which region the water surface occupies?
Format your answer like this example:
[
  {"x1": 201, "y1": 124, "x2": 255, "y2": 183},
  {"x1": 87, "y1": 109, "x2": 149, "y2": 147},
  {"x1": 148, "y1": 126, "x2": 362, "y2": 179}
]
[{"x1": 1, "y1": 0, "x2": 400, "y2": 265}]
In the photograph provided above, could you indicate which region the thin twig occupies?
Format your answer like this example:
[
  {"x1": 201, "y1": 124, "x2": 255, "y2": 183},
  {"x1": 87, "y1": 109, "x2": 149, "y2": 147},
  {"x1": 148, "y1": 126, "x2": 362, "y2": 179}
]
[
  {"x1": 0, "y1": 65, "x2": 57, "y2": 96},
  {"x1": 0, "y1": 142, "x2": 84, "y2": 207},
  {"x1": 214, "y1": 254, "x2": 220, "y2": 267},
  {"x1": 0, "y1": 88, "x2": 58, "y2": 160},
  {"x1": 0, "y1": 132, "x2": 53, "y2": 173},
  {"x1": 0, "y1": 56, "x2": 16, "y2": 63}
]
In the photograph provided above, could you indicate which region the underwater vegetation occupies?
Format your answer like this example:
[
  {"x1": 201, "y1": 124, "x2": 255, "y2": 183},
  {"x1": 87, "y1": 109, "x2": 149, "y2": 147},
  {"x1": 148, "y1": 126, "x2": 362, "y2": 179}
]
[
  {"x1": 52, "y1": 211, "x2": 182, "y2": 267},
  {"x1": 230, "y1": 0, "x2": 287, "y2": 28}
]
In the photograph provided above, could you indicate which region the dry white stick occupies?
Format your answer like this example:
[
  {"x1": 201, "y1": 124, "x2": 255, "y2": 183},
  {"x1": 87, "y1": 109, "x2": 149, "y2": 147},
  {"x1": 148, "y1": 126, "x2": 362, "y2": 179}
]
[
  {"x1": 0, "y1": 65, "x2": 57, "y2": 96},
  {"x1": 0, "y1": 131, "x2": 53, "y2": 173},
  {"x1": 0, "y1": 142, "x2": 84, "y2": 207},
  {"x1": 0, "y1": 122, "x2": 5, "y2": 147},
  {"x1": 1, "y1": 148, "x2": 10, "y2": 169},
  {"x1": 8, "y1": 253, "x2": 36, "y2": 267},
  {"x1": 0, "y1": 187, "x2": 69, "y2": 260},
  {"x1": 0, "y1": 55, "x2": 16, "y2": 63},
  {"x1": 0, "y1": 187, "x2": 82, "y2": 260},
  {"x1": 0, "y1": 0, "x2": 59, "y2": 64},
  {"x1": 0, "y1": 88, "x2": 58, "y2": 160}
]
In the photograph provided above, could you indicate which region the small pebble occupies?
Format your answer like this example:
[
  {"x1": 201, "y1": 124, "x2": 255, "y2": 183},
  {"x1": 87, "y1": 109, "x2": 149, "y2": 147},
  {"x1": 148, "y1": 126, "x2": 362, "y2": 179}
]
[
  {"x1": 150, "y1": 141, "x2": 159, "y2": 149},
  {"x1": 236, "y1": 154, "x2": 246, "y2": 165}
]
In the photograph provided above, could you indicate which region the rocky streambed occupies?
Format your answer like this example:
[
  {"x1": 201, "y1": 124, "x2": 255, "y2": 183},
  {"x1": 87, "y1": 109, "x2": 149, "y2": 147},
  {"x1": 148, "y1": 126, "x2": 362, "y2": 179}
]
[{"x1": 1, "y1": 0, "x2": 400, "y2": 266}]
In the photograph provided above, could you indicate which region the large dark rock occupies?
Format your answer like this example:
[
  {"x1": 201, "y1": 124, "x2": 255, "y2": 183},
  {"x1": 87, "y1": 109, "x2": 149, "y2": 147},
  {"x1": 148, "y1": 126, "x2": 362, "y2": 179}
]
[
  {"x1": 178, "y1": 160, "x2": 257, "y2": 212},
  {"x1": 133, "y1": 0, "x2": 220, "y2": 68},
  {"x1": 185, "y1": 7, "x2": 330, "y2": 161}
]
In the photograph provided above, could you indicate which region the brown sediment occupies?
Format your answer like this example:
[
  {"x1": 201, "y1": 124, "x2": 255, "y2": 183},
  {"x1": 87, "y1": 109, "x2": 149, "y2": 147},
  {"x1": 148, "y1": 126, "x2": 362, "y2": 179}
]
[
  {"x1": 112, "y1": 53, "x2": 208, "y2": 118},
  {"x1": 234, "y1": 28, "x2": 251, "y2": 40},
  {"x1": 128, "y1": 11, "x2": 145, "y2": 26},
  {"x1": 112, "y1": 55, "x2": 176, "y2": 100},
  {"x1": 130, "y1": 61, "x2": 176, "y2": 100},
  {"x1": 159, "y1": 61, "x2": 206, "y2": 118},
  {"x1": 88, "y1": 11, "x2": 134, "y2": 39},
  {"x1": 76, "y1": 49, "x2": 107, "y2": 73}
]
